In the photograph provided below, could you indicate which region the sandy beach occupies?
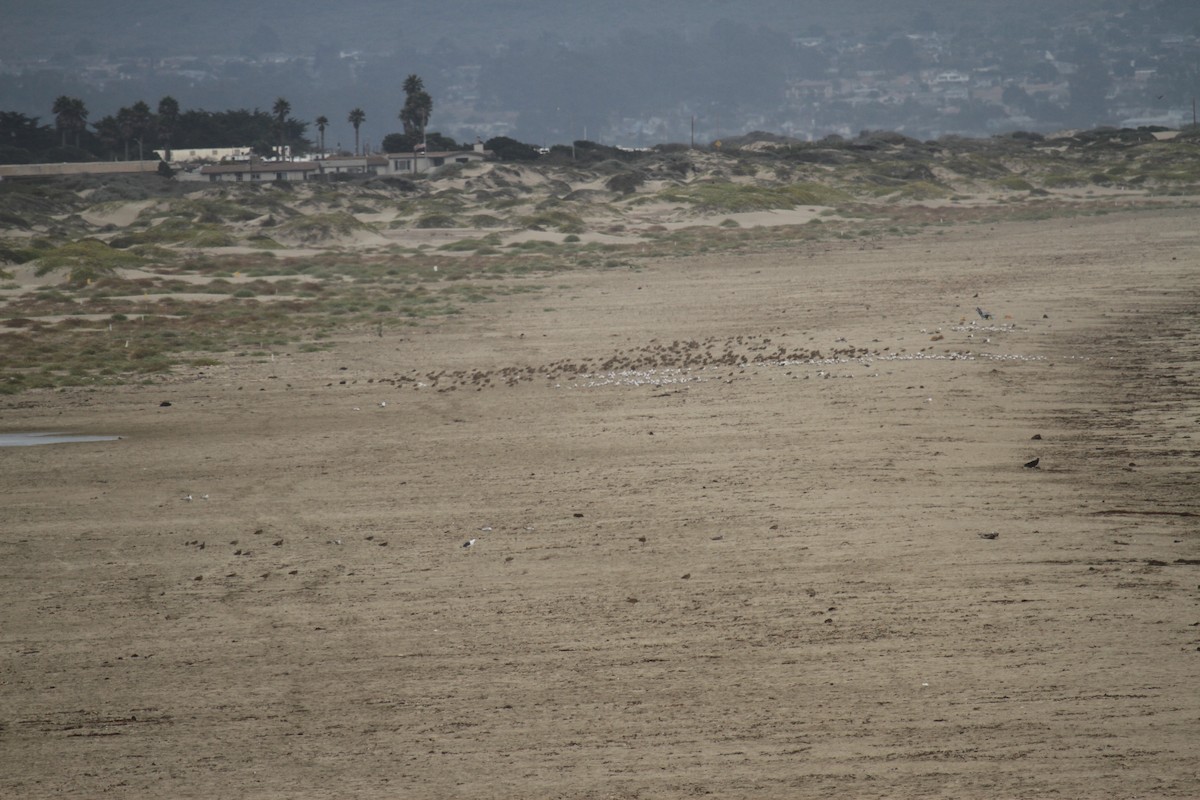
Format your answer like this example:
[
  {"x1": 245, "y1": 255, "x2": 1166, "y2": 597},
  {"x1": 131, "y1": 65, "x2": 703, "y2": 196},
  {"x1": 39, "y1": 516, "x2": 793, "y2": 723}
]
[{"x1": 2, "y1": 205, "x2": 1198, "y2": 798}]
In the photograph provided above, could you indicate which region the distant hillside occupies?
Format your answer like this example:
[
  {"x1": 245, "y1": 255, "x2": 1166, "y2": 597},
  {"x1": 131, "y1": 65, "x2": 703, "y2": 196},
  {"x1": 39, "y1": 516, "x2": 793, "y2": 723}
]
[
  {"x1": 0, "y1": 0, "x2": 1151, "y2": 59},
  {"x1": 2, "y1": 1, "x2": 1197, "y2": 168}
]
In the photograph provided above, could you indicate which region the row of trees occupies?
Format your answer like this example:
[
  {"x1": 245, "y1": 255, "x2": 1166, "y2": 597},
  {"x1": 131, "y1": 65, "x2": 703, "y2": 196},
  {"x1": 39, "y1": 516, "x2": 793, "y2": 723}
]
[
  {"x1": 4, "y1": 100, "x2": 548, "y2": 170},
  {"x1": 0, "y1": 94, "x2": 315, "y2": 164},
  {"x1": 3, "y1": 74, "x2": 551, "y2": 166}
]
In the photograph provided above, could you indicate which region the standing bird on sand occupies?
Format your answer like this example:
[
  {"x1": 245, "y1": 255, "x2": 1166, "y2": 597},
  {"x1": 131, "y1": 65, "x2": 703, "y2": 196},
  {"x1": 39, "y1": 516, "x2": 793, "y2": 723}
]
[
  {"x1": 462, "y1": 538, "x2": 478, "y2": 550},
  {"x1": 1024, "y1": 457, "x2": 1040, "y2": 469}
]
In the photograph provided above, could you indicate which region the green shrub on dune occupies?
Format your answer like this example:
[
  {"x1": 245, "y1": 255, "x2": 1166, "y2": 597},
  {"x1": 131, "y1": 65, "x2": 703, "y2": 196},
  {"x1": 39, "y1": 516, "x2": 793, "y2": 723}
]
[
  {"x1": 278, "y1": 212, "x2": 372, "y2": 243},
  {"x1": 658, "y1": 182, "x2": 850, "y2": 212},
  {"x1": 32, "y1": 238, "x2": 145, "y2": 286}
]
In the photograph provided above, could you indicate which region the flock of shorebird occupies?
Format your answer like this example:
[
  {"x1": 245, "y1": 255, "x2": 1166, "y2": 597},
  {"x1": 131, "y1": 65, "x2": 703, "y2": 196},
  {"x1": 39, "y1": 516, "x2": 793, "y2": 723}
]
[{"x1": 345, "y1": 313, "x2": 1048, "y2": 394}]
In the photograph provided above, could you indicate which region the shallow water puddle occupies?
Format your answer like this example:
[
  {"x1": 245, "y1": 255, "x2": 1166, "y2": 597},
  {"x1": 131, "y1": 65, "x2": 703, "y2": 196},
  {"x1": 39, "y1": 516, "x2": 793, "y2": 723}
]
[{"x1": 0, "y1": 432, "x2": 122, "y2": 447}]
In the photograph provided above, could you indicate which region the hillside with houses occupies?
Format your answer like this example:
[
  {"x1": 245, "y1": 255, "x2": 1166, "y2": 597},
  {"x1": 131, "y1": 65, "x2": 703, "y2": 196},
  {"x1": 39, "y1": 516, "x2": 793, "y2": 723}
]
[{"x1": 0, "y1": 0, "x2": 1196, "y2": 153}]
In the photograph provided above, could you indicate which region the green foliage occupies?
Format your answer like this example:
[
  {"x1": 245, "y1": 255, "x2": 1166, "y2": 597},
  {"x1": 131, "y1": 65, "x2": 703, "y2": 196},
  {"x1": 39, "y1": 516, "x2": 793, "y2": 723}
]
[
  {"x1": 43, "y1": 145, "x2": 95, "y2": 162},
  {"x1": 110, "y1": 218, "x2": 234, "y2": 248},
  {"x1": 485, "y1": 136, "x2": 541, "y2": 162},
  {"x1": 944, "y1": 155, "x2": 1010, "y2": 179},
  {"x1": 545, "y1": 140, "x2": 633, "y2": 166},
  {"x1": 606, "y1": 171, "x2": 646, "y2": 195},
  {"x1": 519, "y1": 209, "x2": 586, "y2": 233},
  {"x1": 32, "y1": 238, "x2": 144, "y2": 285},
  {"x1": 166, "y1": 197, "x2": 265, "y2": 224},
  {"x1": 400, "y1": 74, "x2": 434, "y2": 139},
  {"x1": 416, "y1": 213, "x2": 458, "y2": 228},
  {"x1": 174, "y1": 107, "x2": 311, "y2": 154},
  {"x1": 0, "y1": 210, "x2": 33, "y2": 230},
  {"x1": 1043, "y1": 172, "x2": 1085, "y2": 188},
  {"x1": 439, "y1": 234, "x2": 504, "y2": 251},
  {"x1": 0, "y1": 144, "x2": 35, "y2": 165},
  {"x1": 190, "y1": 229, "x2": 238, "y2": 247},
  {"x1": 0, "y1": 110, "x2": 56, "y2": 155},
  {"x1": 875, "y1": 180, "x2": 949, "y2": 200},
  {"x1": 247, "y1": 234, "x2": 284, "y2": 249},
  {"x1": 996, "y1": 176, "x2": 1034, "y2": 191},
  {"x1": 277, "y1": 212, "x2": 371, "y2": 243},
  {"x1": 659, "y1": 182, "x2": 849, "y2": 212},
  {"x1": 382, "y1": 132, "x2": 460, "y2": 152}
]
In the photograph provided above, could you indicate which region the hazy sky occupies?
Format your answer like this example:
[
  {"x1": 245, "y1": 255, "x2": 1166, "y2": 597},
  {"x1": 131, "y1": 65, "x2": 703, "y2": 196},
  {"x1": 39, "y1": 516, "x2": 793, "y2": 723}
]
[
  {"x1": 0, "y1": 0, "x2": 1118, "y2": 57},
  {"x1": 2, "y1": 1, "x2": 1195, "y2": 146}
]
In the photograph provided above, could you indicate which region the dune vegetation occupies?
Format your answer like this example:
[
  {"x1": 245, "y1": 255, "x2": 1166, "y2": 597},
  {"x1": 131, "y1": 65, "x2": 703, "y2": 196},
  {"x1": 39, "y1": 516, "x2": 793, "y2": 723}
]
[{"x1": 2, "y1": 126, "x2": 1198, "y2": 393}]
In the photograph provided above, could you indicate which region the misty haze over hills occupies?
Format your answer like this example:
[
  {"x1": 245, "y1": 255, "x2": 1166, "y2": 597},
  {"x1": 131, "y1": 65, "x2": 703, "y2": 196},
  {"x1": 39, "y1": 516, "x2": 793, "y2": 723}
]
[{"x1": 1, "y1": 0, "x2": 1197, "y2": 151}]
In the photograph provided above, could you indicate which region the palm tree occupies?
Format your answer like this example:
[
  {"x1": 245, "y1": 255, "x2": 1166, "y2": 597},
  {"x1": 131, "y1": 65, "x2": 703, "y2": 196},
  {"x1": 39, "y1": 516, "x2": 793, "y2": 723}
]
[
  {"x1": 115, "y1": 106, "x2": 138, "y2": 160},
  {"x1": 128, "y1": 100, "x2": 153, "y2": 161},
  {"x1": 347, "y1": 108, "x2": 365, "y2": 155},
  {"x1": 272, "y1": 96, "x2": 291, "y2": 159},
  {"x1": 400, "y1": 74, "x2": 432, "y2": 143},
  {"x1": 52, "y1": 95, "x2": 88, "y2": 148},
  {"x1": 92, "y1": 115, "x2": 122, "y2": 158},
  {"x1": 157, "y1": 96, "x2": 180, "y2": 161},
  {"x1": 314, "y1": 115, "x2": 329, "y2": 157},
  {"x1": 403, "y1": 74, "x2": 424, "y2": 103}
]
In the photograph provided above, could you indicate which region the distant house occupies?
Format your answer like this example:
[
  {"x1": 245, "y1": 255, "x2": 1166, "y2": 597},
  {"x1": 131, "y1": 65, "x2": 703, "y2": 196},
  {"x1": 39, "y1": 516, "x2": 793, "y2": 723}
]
[
  {"x1": 158, "y1": 146, "x2": 255, "y2": 163},
  {"x1": 316, "y1": 154, "x2": 387, "y2": 175},
  {"x1": 199, "y1": 160, "x2": 319, "y2": 182},
  {"x1": 384, "y1": 141, "x2": 491, "y2": 175},
  {"x1": 933, "y1": 70, "x2": 970, "y2": 85}
]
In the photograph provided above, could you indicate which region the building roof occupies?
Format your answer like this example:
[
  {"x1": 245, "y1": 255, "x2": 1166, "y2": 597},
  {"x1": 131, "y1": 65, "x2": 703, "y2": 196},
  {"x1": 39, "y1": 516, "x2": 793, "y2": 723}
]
[
  {"x1": 199, "y1": 161, "x2": 317, "y2": 174},
  {"x1": 319, "y1": 155, "x2": 388, "y2": 166},
  {"x1": 383, "y1": 149, "x2": 489, "y2": 159}
]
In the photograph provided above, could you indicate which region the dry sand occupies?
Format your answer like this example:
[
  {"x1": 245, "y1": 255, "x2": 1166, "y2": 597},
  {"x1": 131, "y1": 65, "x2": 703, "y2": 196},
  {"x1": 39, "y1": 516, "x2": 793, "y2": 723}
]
[{"x1": 2, "y1": 208, "x2": 1198, "y2": 798}]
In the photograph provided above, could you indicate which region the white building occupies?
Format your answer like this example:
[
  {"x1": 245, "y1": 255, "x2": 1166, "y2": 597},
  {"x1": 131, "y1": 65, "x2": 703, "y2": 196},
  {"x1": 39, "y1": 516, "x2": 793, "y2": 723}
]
[
  {"x1": 384, "y1": 141, "x2": 491, "y2": 175},
  {"x1": 198, "y1": 160, "x2": 318, "y2": 182},
  {"x1": 157, "y1": 146, "x2": 257, "y2": 163},
  {"x1": 316, "y1": 154, "x2": 387, "y2": 175}
]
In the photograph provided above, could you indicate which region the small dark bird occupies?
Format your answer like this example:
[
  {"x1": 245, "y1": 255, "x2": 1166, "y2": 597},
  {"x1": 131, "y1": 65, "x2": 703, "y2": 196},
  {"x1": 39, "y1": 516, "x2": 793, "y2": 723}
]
[
  {"x1": 1024, "y1": 457, "x2": 1040, "y2": 469},
  {"x1": 463, "y1": 538, "x2": 477, "y2": 549},
  {"x1": 976, "y1": 306, "x2": 993, "y2": 320}
]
